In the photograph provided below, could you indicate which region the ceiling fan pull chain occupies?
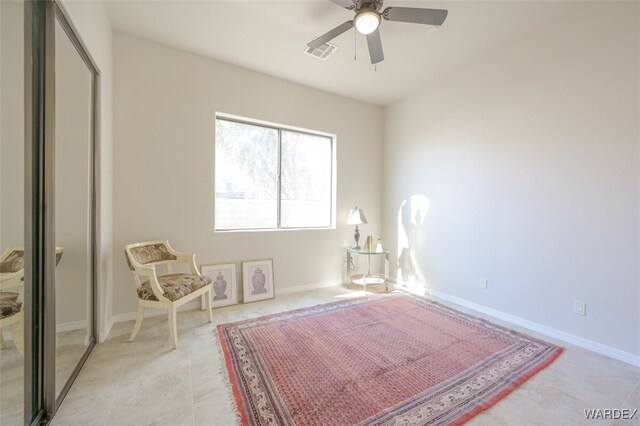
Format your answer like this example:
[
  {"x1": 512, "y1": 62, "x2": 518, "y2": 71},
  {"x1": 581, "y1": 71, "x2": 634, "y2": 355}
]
[{"x1": 354, "y1": 30, "x2": 357, "y2": 60}]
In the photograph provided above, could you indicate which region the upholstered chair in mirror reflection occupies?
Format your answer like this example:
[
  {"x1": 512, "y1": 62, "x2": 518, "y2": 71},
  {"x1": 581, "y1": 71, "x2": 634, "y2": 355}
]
[
  {"x1": 124, "y1": 240, "x2": 213, "y2": 348},
  {"x1": 0, "y1": 247, "x2": 63, "y2": 355}
]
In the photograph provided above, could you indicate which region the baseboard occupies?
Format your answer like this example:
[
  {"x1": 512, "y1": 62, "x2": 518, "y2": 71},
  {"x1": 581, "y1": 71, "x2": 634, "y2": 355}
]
[
  {"x1": 2, "y1": 319, "x2": 88, "y2": 342},
  {"x1": 276, "y1": 279, "x2": 342, "y2": 295},
  {"x1": 394, "y1": 283, "x2": 640, "y2": 367},
  {"x1": 56, "y1": 319, "x2": 88, "y2": 333},
  {"x1": 99, "y1": 317, "x2": 114, "y2": 343}
]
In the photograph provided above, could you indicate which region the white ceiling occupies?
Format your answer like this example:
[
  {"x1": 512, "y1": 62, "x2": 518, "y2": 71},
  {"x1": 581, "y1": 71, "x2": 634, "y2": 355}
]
[{"x1": 104, "y1": 0, "x2": 588, "y2": 106}]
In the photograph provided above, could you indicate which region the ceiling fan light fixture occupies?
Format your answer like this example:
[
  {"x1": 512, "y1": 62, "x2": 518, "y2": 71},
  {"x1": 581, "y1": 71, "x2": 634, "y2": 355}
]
[
  {"x1": 311, "y1": 0, "x2": 448, "y2": 65},
  {"x1": 354, "y1": 9, "x2": 380, "y2": 35}
]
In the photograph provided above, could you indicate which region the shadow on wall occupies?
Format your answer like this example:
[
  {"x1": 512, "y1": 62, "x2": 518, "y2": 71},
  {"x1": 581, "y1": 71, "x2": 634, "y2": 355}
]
[{"x1": 397, "y1": 195, "x2": 430, "y2": 291}]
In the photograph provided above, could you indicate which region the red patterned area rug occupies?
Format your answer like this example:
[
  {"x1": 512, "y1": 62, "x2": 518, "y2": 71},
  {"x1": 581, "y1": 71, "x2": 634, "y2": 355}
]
[{"x1": 218, "y1": 293, "x2": 562, "y2": 426}]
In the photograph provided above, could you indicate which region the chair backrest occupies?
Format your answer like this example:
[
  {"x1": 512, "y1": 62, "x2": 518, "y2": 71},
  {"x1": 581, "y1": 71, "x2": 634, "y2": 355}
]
[
  {"x1": 124, "y1": 240, "x2": 177, "y2": 271},
  {"x1": 0, "y1": 248, "x2": 24, "y2": 273},
  {"x1": 0, "y1": 247, "x2": 64, "y2": 273}
]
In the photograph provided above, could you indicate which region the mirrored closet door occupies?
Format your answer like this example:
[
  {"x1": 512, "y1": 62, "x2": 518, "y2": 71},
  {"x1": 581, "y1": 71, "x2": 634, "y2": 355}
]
[
  {"x1": 0, "y1": 1, "x2": 98, "y2": 424},
  {"x1": 53, "y1": 9, "x2": 96, "y2": 400}
]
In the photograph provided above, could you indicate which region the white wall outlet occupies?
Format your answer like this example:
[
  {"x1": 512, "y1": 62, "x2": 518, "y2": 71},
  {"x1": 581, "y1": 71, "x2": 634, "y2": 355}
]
[
  {"x1": 480, "y1": 279, "x2": 488, "y2": 290},
  {"x1": 574, "y1": 300, "x2": 587, "y2": 316}
]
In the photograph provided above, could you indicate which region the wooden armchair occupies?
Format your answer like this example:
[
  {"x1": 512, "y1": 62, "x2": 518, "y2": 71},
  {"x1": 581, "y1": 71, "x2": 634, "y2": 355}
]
[
  {"x1": 124, "y1": 240, "x2": 212, "y2": 348},
  {"x1": 0, "y1": 246, "x2": 63, "y2": 355}
]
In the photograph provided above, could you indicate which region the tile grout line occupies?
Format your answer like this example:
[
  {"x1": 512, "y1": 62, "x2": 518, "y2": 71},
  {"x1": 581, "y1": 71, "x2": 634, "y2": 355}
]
[
  {"x1": 188, "y1": 349, "x2": 197, "y2": 426},
  {"x1": 102, "y1": 346, "x2": 126, "y2": 426},
  {"x1": 620, "y1": 380, "x2": 640, "y2": 409}
]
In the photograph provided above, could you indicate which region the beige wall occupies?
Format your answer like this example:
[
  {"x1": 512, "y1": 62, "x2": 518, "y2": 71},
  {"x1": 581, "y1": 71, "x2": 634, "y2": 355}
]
[
  {"x1": 60, "y1": 0, "x2": 114, "y2": 340},
  {"x1": 382, "y1": 2, "x2": 640, "y2": 357},
  {"x1": 112, "y1": 33, "x2": 384, "y2": 316}
]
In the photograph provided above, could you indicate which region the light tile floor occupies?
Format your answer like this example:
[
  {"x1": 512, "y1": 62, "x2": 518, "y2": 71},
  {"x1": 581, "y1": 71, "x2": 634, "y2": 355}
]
[
  {"x1": 1, "y1": 328, "x2": 90, "y2": 425},
  {"x1": 52, "y1": 287, "x2": 640, "y2": 426}
]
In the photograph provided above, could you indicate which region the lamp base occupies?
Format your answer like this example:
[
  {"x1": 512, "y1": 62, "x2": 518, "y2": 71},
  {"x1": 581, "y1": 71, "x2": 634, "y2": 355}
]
[{"x1": 353, "y1": 225, "x2": 361, "y2": 250}]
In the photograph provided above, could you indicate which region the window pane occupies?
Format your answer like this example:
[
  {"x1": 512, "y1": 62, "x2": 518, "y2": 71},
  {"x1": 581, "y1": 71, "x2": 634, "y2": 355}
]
[
  {"x1": 215, "y1": 120, "x2": 278, "y2": 229},
  {"x1": 280, "y1": 131, "x2": 332, "y2": 228}
]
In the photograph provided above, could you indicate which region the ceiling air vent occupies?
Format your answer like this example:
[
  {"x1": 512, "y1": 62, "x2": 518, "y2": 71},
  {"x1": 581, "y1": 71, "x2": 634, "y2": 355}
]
[{"x1": 305, "y1": 42, "x2": 338, "y2": 60}]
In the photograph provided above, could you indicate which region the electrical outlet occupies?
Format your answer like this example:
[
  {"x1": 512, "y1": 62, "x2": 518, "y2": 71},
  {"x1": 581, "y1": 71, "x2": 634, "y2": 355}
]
[
  {"x1": 574, "y1": 301, "x2": 586, "y2": 316},
  {"x1": 480, "y1": 279, "x2": 488, "y2": 290}
]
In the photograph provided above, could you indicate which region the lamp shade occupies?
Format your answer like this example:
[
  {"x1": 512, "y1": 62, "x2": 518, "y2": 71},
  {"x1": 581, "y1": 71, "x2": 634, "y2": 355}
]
[{"x1": 347, "y1": 207, "x2": 368, "y2": 225}]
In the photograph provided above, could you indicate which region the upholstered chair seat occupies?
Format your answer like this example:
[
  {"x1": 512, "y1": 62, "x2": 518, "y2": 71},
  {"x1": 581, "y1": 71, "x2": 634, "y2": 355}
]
[
  {"x1": 0, "y1": 246, "x2": 63, "y2": 355},
  {"x1": 124, "y1": 240, "x2": 212, "y2": 348},
  {"x1": 0, "y1": 247, "x2": 28, "y2": 354},
  {"x1": 137, "y1": 274, "x2": 212, "y2": 302},
  {"x1": 0, "y1": 292, "x2": 21, "y2": 319}
]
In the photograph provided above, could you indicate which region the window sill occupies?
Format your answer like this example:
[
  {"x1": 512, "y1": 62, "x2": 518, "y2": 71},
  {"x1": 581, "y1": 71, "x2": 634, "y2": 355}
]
[{"x1": 214, "y1": 226, "x2": 335, "y2": 234}]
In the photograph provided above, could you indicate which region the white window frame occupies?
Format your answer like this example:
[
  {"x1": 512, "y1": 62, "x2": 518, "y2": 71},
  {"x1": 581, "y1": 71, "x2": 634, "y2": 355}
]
[{"x1": 214, "y1": 113, "x2": 336, "y2": 232}]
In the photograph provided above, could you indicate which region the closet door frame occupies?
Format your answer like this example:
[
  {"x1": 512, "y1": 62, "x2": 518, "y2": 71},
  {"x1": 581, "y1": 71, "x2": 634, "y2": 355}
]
[{"x1": 24, "y1": 0, "x2": 99, "y2": 423}]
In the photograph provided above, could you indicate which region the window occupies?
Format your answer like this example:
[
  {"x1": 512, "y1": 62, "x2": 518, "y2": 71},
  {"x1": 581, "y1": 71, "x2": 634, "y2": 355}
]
[{"x1": 215, "y1": 116, "x2": 334, "y2": 231}]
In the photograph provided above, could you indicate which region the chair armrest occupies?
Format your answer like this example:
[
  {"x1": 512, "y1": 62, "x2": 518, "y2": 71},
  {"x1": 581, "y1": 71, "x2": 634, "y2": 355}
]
[
  {"x1": 132, "y1": 265, "x2": 155, "y2": 275},
  {"x1": 160, "y1": 241, "x2": 199, "y2": 274},
  {"x1": 133, "y1": 265, "x2": 169, "y2": 302},
  {"x1": 173, "y1": 252, "x2": 199, "y2": 275},
  {"x1": 17, "y1": 287, "x2": 24, "y2": 306}
]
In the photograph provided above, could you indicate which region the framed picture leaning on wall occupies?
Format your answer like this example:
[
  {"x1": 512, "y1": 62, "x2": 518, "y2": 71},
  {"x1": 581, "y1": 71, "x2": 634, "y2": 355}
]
[
  {"x1": 201, "y1": 263, "x2": 238, "y2": 308},
  {"x1": 242, "y1": 259, "x2": 274, "y2": 303}
]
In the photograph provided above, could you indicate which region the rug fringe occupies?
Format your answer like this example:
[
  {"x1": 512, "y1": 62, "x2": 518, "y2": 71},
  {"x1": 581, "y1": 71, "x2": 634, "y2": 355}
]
[{"x1": 213, "y1": 329, "x2": 243, "y2": 425}]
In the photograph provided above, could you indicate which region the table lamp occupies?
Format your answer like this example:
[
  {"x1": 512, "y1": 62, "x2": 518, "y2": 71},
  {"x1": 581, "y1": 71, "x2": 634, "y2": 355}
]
[{"x1": 347, "y1": 206, "x2": 367, "y2": 250}]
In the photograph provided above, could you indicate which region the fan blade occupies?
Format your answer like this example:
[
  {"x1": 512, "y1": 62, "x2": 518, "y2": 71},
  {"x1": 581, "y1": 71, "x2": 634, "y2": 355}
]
[
  {"x1": 307, "y1": 21, "x2": 353, "y2": 50},
  {"x1": 366, "y1": 29, "x2": 384, "y2": 64},
  {"x1": 382, "y1": 7, "x2": 448, "y2": 26},
  {"x1": 329, "y1": 0, "x2": 355, "y2": 10}
]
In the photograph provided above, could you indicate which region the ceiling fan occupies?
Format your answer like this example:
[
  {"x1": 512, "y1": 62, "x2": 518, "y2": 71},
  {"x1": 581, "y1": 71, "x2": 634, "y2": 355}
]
[{"x1": 307, "y1": 0, "x2": 448, "y2": 65}]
